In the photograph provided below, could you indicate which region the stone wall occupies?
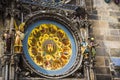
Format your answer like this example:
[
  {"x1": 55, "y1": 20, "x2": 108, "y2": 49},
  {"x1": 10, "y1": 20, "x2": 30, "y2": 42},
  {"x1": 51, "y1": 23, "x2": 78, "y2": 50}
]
[{"x1": 91, "y1": 0, "x2": 120, "y2": 79}]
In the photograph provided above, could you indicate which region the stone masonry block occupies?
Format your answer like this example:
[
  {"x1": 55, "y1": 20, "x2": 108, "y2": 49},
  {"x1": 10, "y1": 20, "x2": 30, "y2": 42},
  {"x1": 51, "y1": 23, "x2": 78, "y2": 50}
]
[
  {"x1": 110, "y1": 48, "x2": 120, "y2": 57},
  {"x1": 107, "y1": 3, "x2": 120, "y2": 11},
  {"x1": 96, "y1": 40, "x2": 106, "y2": 47},
  {"x1": 96, "y1": 75, "x2": 112, "y2": 80},
  {"x1": 93, "y1": 0, "x2": 105, "y2": 8},
  {"x1": 98, "y1": 10, "x2": 109, "y2": 17},
  {"x1": 95, "y1": 56, "x2": 105, "y2": 67},
  {"x1": 96, "y1": 48, "x2": 107, "y2": 56},
  {"x1": 110, "y1": 11, "x2": 120, "y2": 17},
  {"x1": 106, "y1": 36, "x2": 120, "y2": 41},
  {"x1": 98, "y1": 21, "x2": 109, "y2": 29},
  {"x1": 89, "y1": 14, "x2": 99, "y2": 20},
  {"x1": 119, "y1": 30, "x2": 120, "y2": 35},
  {"x1": 104, "y1": 41, "x2": 120, "y2": 48},
  {"x1": 109, "y1": 22, "x2": 120, "y2": 29},
  {"x1": 118, "y1": 18, "x2": 120, "y2": 22},
  {"x1": 95, "y1": 67, "x2": 111, "y2": 74},
  {"x1": 92, "y1": 10, "x2": 98, "y2": 14},
  {"x1": 95, "y1": 35, "x2": 104, "y2": 40},
  {"x1": 110, "y1": 29, "x2": 119, "y2": 36},
  {"x1": 93, "y1": 29, "x2": 101, "y2": 35}
]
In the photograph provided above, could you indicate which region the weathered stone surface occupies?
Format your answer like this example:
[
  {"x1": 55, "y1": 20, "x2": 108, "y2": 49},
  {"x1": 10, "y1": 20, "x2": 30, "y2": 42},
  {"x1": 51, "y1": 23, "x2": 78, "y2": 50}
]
[
  {"x1": 118, "y1": 18, "x2": 120, "y2": 22},
  {"x1": 110, "y1": 29, "x2": 119, "y2": 36},
  {"x1": 107, "y1": 3, "x2": 120, "y2": 11},
  {"x1": 98, "y1": 10, "x2": 109, "y2": 17},
  {"x1": 0, "y1": 39, "x2": 4, "y2": 58},
  {"x1": 0, "y1": 77, "x2": 2, "y2": 80},
  {"x1": 96, "y1": 48, "x2": 107, "y2": 56},
  {"x1": 98, "y1": 21, "x2": 109, "y2": 29},
  {"x1": 106, "y1": 36, "x2": 120, "y2": 41},
  {"x1": 96, "y1": 40, "x2": 105, "y2": 47},
  {"x1": 89, "y1": 14, "x2": 99, "y2": 20},
  {"x1": 92, "y1": 10, "x2": 98, "y2": 14},
  {"x1": 110, "y1": 11, "x2": 120, "y2": 17},
  {"x1": 95, "y1": 35, "x2": 104, "y2": 40},
  {"x1": 101, "y1": 16, "x2": 118, "y2": 22},
  {"x1": 109, "y1": 22, "x2": 120, "y2": 29},
  {"x1": 105, "y1": 58, "x2": 109, "y2": 66},
  {"x1": 93, "y1": 29, "x2": 100, "y2": 35},
  {"x1": 103, "y1": 41, "x2": 120, "y2": 48},
  {"x1": 110, "y1": 48, "x2": 120, "y2": 57},
  {"x1": 96, "y1": 75, "x2": 112, "y2": 80},
  {"x1": 86, "y1": 1, "x2": 91, "y2": 6},
  {"x1": 93, "y1": 0, "x2": 106, "y2": 8},
  {"x1": 95, "y1": 67, "x2": 111, "y2": 74},
  {"x1": 95, "y1": 56, "x2": 105, "y2": 66}
]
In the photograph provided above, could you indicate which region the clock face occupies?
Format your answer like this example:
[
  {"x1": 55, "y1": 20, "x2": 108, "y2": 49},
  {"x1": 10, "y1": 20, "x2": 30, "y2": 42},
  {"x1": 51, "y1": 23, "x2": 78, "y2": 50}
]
[
  {"x1": 23, "y1": 20, "x2": 77, "y2": 76},
  {"x1": 27, "y1": 23, "x2": 72, "y2": 70}
]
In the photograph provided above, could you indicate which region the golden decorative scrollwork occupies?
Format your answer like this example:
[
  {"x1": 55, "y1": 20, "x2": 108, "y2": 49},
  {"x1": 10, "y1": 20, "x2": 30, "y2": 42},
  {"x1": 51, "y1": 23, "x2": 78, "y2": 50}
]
[{"x1": 28, "y1": 24, "x2": 72, "y2": 70}]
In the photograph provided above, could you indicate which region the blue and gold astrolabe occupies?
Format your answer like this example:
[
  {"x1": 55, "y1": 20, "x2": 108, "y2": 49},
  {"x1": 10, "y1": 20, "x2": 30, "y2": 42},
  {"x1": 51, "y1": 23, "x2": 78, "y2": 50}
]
[{"x1": 23, "y1": 20, "x2": 77, "y2": 77}]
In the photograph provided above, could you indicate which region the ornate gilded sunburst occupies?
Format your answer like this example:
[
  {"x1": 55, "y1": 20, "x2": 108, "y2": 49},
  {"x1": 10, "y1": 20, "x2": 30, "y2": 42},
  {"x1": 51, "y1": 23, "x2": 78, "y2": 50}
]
[{"x1": 27, "y1": 23, "x2": 72, "y2": 70}]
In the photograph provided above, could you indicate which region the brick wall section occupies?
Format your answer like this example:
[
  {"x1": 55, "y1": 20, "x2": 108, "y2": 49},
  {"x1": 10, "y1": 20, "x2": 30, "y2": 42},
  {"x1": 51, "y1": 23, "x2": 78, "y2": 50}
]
[{"x1": 91, "y1": 0, "x2": 120, "y2": 79}]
